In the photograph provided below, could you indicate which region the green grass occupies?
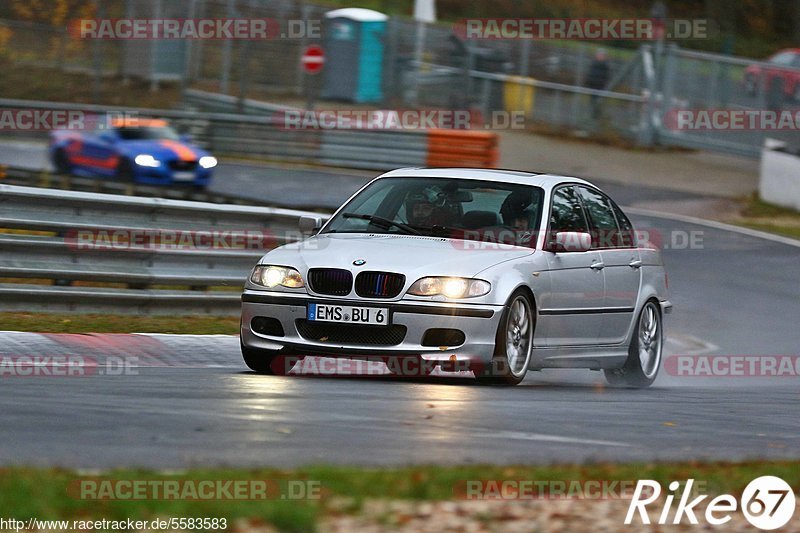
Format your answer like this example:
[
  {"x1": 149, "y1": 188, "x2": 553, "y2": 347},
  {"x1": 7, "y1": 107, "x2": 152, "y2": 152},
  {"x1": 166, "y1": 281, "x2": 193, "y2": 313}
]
[
  {"x1": 730, "y1": 194, "x2": 800, "y2": 240},
  {"x1": 0, "y1": 312, "x2": 240, "y2": 334},
  {"x1": 741, "y1": 194, "x2": 800, "y2": 219},
  {"x1": 0, "y1": 462, "x2": 797, "y2": 532},
  {"x1": 738, "y1": 222, "x2": 800, "y2": 240},
  {"x1": 0, "y1": 57, "x2": 182, "y2": 108}
]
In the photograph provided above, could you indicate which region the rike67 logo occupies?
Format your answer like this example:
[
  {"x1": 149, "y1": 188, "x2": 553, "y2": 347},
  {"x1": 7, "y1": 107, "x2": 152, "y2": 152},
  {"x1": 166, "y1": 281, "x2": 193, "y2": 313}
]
[{"x1": 626, "y1": 476, "x2": 796, "y2": 530}]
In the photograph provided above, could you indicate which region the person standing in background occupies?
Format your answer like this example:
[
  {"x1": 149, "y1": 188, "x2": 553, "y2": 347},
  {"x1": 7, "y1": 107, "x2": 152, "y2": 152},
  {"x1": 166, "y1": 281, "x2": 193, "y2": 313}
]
[{"x1": 586, "y1": 48, "x2": 610, "y2": 119}]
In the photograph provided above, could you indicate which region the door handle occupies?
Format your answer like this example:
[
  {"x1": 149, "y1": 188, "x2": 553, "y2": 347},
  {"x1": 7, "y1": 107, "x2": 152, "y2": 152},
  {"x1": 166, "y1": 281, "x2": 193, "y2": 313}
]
[
  {"x1": 590, "y1": 261, "x2": 605, "y2": 270},
  {"x1": 628, "y1": 259, "x2": 643, "y2": 269}
]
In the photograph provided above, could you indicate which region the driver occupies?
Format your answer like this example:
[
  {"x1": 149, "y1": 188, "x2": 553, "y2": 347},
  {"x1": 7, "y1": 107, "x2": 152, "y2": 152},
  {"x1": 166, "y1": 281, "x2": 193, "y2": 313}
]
[
  {"x1": 406, "y1": 193, "x2": 436, "y2": 226},
  {"x1": 405, "y1": 188, "x2": 452, "y2": 226}
]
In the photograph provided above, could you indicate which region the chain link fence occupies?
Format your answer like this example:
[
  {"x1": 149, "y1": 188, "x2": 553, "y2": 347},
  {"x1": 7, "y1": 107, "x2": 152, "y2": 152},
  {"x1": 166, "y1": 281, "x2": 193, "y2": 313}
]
[
  {"x1": 1, "y1": 0, "x2": 795, "y2": 157},
  {"x1": 657, "y1": 45, "x2": 800, "y2": 157}
]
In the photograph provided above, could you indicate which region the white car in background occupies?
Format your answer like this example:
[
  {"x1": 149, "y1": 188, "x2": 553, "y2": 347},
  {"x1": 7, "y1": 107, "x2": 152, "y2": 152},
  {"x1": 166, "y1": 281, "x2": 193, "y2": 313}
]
[{"x1": 240, "y1": 168, "x2": 671, "y2": 386}]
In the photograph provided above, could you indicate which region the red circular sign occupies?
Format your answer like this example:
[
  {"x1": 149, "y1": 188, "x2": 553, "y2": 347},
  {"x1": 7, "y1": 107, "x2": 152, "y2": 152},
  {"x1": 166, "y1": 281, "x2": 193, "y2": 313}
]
[{"x1": 301, "y1": 45, "x2": 325, "y2": 74}]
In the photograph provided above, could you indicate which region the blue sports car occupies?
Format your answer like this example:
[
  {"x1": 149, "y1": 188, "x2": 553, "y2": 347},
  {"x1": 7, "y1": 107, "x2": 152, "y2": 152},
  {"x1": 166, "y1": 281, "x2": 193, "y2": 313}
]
[{"x1": 49, "y1": 118, "x2": 217, "y2": 188}]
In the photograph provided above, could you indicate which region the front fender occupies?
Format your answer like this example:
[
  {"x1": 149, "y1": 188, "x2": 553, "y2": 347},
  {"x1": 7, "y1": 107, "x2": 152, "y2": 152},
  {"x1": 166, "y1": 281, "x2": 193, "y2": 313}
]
[{"x1": 473, "y1": 251, "x2": 549, "y2": 307}]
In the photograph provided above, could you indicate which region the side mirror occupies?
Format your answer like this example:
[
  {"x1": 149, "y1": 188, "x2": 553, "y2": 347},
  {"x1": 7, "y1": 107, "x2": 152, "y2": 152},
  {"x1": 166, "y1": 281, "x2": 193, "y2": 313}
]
[
  {"x1": 549, "y1": 231, "x2": 592, "y2": 252},
  {"x1": 299, "y1": 215, "x2": 323, "y2": 234},
  {"x1": 179, "y1": 134, "x2": 193, "y2": 143}
]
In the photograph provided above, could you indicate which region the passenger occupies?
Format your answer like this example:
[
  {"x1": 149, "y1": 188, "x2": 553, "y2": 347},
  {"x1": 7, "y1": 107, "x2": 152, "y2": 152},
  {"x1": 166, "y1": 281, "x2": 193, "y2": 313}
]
[{"x1": 500, "y1": 190, "x2": 536, "y2": 244}]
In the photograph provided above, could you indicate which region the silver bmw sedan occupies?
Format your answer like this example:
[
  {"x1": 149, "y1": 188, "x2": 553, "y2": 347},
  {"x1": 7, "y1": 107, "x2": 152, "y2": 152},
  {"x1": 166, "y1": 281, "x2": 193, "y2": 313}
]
[{"x1": 240, "y1": 168, "x2": 671, "y2": 386}]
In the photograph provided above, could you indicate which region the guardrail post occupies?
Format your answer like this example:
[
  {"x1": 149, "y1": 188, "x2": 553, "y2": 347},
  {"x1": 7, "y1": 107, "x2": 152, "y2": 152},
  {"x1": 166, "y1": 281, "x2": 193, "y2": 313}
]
[
  {"x1": 480, "y1": 78, "x2": 491, "y2": 121},
  {"x1": 660, "y1": 44, "x2": 678, "y2": 137},
  {"x1": 572, "y1": 44, "x2": 588, "y2": 129},
  {"x1": 219, "y1": 0, "x2": 235, "y2": 94},
  {"x1": 519, "y1": 39, "x2": 531, "y2": 77},
  {"x1": 638, "y1": 45, "x2": 656, "y2": 147}
]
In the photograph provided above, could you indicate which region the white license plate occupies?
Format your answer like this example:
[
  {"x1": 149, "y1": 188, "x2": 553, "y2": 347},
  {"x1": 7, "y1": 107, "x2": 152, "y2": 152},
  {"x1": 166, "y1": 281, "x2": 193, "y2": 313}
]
[
  {"x1": 173, "y1": 171, "x2": 196, "y2": 181},
  {"x1": 307, "y1": 303, "x2": 389, "y2": 325}
]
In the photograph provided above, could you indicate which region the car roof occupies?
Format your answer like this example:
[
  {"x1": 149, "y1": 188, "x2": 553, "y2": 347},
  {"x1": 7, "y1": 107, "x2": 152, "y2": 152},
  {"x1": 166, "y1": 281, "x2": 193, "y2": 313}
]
[{"x1": 378, "y1": 167, "x2": 596, "y2": 190}]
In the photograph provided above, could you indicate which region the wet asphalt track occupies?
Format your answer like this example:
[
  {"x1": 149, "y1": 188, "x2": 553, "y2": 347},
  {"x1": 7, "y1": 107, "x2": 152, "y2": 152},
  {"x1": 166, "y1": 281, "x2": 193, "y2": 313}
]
[
  {"x1": 0, "y1": 140, "x2": 798, "y2": 468},
  {"x1": 0, "y1": 209, "x2": 798, "y2": 468}
]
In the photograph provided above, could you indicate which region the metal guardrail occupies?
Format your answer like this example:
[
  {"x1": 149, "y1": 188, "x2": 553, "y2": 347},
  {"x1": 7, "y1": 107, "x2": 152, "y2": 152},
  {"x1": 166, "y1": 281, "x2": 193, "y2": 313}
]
[
  {"x1": 0, "y1": 165, "x2": 273, "y2": 206},
  {"x1": 0, "y1": 94, "x2": 435, "y2": 170},
  {"x1": 182, "y1": 89, "x2": 298, "y2": 117},
  {"x1": 0, "y1": 184, "x2": 330, "y2": 315}
]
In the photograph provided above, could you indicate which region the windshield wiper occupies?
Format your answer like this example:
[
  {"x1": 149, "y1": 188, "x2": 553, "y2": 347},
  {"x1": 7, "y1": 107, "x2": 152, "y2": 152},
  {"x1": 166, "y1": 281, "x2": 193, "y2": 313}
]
[
  {"x1": 412, "y1": 224, "x2": 461, "y2": 236},
  {"x1": 342, "y1": 213, "x2": 422, "y2": 235}
]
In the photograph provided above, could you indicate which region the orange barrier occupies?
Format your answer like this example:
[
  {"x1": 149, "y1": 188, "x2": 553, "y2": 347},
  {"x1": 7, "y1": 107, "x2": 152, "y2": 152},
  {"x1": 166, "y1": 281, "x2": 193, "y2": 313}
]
[{"x1": 426, "y1": 130, "x2": 498, "y2": 168}]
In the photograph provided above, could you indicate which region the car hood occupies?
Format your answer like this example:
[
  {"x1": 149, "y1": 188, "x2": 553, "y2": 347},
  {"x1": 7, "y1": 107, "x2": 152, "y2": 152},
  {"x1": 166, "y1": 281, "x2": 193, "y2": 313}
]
[
  {"x1": 118, "y1": 139, "x2": 207, "y2": 161},
  {"x1": 261, "y1": 233, "x2": 534, "y2": 278}
]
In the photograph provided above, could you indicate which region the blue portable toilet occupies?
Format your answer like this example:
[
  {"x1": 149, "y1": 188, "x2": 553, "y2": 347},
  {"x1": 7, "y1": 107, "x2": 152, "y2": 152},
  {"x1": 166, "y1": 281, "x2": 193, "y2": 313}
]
[{"x1": 322, "y1": 8, "x2": 388, "y2": 103}]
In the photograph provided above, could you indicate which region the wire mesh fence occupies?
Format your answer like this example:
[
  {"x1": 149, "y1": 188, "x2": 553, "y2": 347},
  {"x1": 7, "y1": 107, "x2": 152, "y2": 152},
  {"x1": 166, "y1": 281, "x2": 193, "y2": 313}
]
[
  {"x1": 1, "y1": 0, "x2": 794, "y2": 157},
  {"x1": 658, "y1": 45, "x2": 800, "y2": 157}
]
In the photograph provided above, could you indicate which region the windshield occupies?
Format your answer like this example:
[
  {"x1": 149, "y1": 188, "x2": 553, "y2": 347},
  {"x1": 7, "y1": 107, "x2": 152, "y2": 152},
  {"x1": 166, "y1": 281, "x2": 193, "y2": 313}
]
[
  {"x1": 116, "y1": 126, "x2": 181, "y2": 141},
  {"x1": 324, "y1": 177, "x2": 544, "y2": 247}
]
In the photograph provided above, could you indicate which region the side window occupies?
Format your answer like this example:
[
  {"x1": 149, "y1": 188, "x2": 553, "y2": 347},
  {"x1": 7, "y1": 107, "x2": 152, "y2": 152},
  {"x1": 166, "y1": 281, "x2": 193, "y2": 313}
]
[
  {"x1": 550, "y1": 186, "x2": 589, "y2": 234},
  {"x1": 610, "y1": 201, "x2": 636, "y2": 248},
  {"x1": 577, "y1": 187, "x2": 621, "y2": 249}
]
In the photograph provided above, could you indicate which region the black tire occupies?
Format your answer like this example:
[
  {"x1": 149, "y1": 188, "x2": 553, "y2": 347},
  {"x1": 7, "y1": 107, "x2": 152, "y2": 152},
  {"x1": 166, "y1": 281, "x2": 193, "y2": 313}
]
[
  {"x1": 241, "y1": 342, "x2": 282, "y2": 374},
  {"x1": 53, "y1": 149, "x2": 72, "y2": 175},
  {"x1": 604, "y1": 301, "x2": 662, "y2": 388},
  {"x1": 475, "y1": 290, "x2": 535, "y2": 386},
  {"x1": 116, "y1": 158, "x2": 135, "y2": 181}
]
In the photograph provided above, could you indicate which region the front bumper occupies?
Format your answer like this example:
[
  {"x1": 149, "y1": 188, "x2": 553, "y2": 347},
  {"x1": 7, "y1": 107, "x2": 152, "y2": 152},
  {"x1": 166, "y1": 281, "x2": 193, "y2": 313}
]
[
  {"x1": 240, "y1": 290, "x2": 504, "y2": 365},
  {"x1": 133, "y1": 164, "x2": 213, "y2": 186}
]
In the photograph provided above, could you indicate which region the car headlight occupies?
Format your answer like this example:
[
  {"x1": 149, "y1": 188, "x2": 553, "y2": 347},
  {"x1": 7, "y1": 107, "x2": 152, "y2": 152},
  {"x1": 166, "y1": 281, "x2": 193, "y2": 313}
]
[
  {"x1": 199, "y1": 156, "x2": 218, "y2": 169},
  {"x1": 250, "y1": 265, "x2": 304, "y2": 288},
  {"x1": 407, "y1": 277, "x2": 491, "y2": 298},
  {"x1": 134, "y1": 154, "x2": 160, "y2": 168}
]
